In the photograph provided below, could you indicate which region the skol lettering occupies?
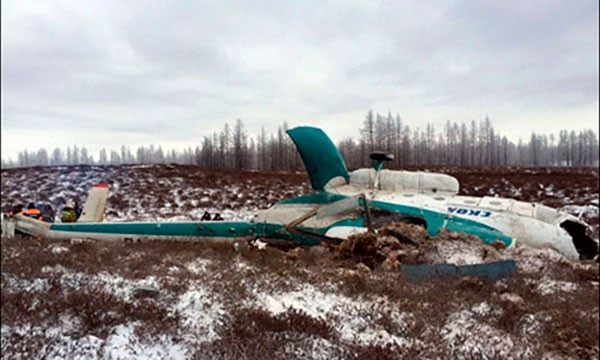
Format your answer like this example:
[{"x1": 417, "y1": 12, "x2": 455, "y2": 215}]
[{"x1": 448, "y1": 207, "x2": 492, "y2": 218}]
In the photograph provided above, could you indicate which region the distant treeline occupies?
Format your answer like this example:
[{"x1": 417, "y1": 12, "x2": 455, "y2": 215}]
[{"x1": 2, "y1": 111, "x2": 599, "y2": 170}]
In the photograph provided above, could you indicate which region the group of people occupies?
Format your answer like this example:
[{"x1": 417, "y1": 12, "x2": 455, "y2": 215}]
[
  {"x1": 7, "y1": 202, "x2": 56, "y2": 237},
  {"x1": 9, "y1": 200, "x2": 223, "y2": 224},
  {"x1": 201, "y1": 211, "x2": 224, "y2": 221},
  {"x1": 8, "y1": 199, "x2": 82, "y2": 223},
  {"x1": 9, "y1": 203, "x2": 51, "y2": 222}
]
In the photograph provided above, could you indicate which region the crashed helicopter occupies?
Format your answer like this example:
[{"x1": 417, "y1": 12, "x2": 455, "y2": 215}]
[{"x1": 11, "y1": 126, "x2": 599, "y2": 261}]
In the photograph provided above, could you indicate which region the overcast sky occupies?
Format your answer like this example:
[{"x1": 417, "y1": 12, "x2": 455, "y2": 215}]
[{"x1": 2, "y1": 0, "x2": 598, "y2": 161}]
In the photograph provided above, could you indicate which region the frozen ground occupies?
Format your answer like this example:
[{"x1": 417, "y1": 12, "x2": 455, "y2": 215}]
[
  {"x1": 1, "y1": 164, "x2": 599, "y2": 359},
  {"x1": 1, "y1": 164, "x2": 598, "y2": 224}
]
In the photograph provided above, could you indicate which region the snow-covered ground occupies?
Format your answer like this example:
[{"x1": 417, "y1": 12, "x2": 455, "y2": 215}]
[
  {"x1": 1, "y1": 164, "x2": 599, "y2": 359},
  {"x1": 2, "y1": 237, "x2": 598, "y2": 359}
]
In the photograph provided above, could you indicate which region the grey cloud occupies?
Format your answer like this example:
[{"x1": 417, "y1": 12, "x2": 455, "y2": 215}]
[{"x1": 1, "y1": 0, "x2": 598, "y2": 161}]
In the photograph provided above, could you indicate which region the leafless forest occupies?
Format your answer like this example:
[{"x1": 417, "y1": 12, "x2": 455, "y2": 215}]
[{"x1": 3, "y1": 111, "x2": 599, "y2": 169}]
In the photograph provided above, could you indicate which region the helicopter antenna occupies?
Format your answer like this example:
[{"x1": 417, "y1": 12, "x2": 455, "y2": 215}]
[{"x1": 369, "y1": 151, "x2": 394, "y2": 194}]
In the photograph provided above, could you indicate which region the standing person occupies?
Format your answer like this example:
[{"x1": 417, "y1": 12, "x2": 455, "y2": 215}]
[
  {"x1": 60, "y1": 200, "x2": 77, "y2": 223},
  {"x1": 41, "y1": 204, "x2": 55, "y2": 223},
  {"x1": 213, "y1": 213, "x2": 224, "y2": 221},
  {"x1": 73, "y1": 200, "x2": 82, "y2": 220},
  {"x1": 8, "y1": 204, "x2": 24, "y2": 217}
]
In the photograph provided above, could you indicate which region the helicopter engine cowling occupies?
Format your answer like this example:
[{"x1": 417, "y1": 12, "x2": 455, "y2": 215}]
[{"x1": 349, "y1": 169, "x2": 460, "y2": 195}]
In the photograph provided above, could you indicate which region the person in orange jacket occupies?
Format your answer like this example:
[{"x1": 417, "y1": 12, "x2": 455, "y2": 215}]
[{"x1": 22, "y1": 203, "x2": 43, "y2": 221}]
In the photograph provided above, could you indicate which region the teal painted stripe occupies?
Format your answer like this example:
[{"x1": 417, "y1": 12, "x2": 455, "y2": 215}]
[
  {"x1": 50, "y1": 221, "x2": 254, "y2": 238},
  {"x1": 328, "y1": 217, "x2": 364, "y2": 228},
  {"x1": 275, "y1": 192, "x2": 512, "y2": 247},
  {"x1": 255, "y1": 223, "x2": 322, "y2": 246},
  {"x1": 255, "y1": 216, "x2": 363, "y2": 246},
  {"x1": 47, "y1": 196, "x2": 512, "y2": 247},
  {"x1": 445, "y1": 219, "x2": 512, "y2": 246},
  {"x1": 367, "y1": 199, "x2": 512, "y2": 247}
]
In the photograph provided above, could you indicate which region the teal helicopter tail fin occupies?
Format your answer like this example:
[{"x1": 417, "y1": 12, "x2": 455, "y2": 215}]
[{"x1": 287, "y1": 126, "x2": 349, "y2": 190}]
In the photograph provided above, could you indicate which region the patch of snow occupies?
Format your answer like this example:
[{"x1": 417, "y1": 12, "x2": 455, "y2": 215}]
[
  {"x1": 168, "y1": 266, "x2": 182, "y2": 274},
  {"x1": 50, "y1": 245, "x2": 70, "y2": 255},
  {"x1": 517, "y1": 314, "x2": 543, "y2": 338},
  {"x1": 233, "y1": 260, "x2": 255, "y2": 273},
  {"x1": 103, "y1": 323, "x2": 188, "y2": 360},
  {"x1": 3, "y1": 272, "x2": 187, "y2": 358},
  {"x1": 560, "y1": 204, "x2": 599, "y2": 220},
  {"x1": 511, "y1": 246, "x2": 568, "y2": 275},
  {"x1": 42, "y1": 332, "x2": 105, "y2": 360},
  {"x1": 278, "y1": 336, "x2": 342, "y2": 360},
  {"x1": 445, "y1": 252, "x2": 484, "y2": 266},
  {"x1": 251, "y1": 239, "x2": 268, "y2": 250},
  {"x1": 471, "y1": 302, "x2": 492, "y2": 317},
  {"x1": 257, "y1": 284, "x2": 352, "y2": 319},
  {"x1": 170, "y1": 285, "x2": 224, "y2": 343},
  {"x1": 56, "y1": 271, "x2": 160, "y2": 302},
  {"x1": 2, "y1": 275, "x2": 49, "y2": 292},
  {"x1": 440, "y1": 304, "x2": 533, "y2": 359},
  {"x1": 536, "y1": 280, "x2": 578, "y2": 296},
  {"x1": 499, "y1": 293, "x2": 525, "y2": 306},
  {"x1": 348, "y1": 325, "x2": 413, "y2": 348},
  {"x1": 41, "y1": 264, "x2": 68, "y2": 274},
  {"x1": 58, "y1": 313, "x2": 83, "y2": 336},
  {"x1": 255, "y1": 284, "x2": 417, "y2": 347},
  {"x1": 163, "y1": 215, "x2": 190, "y2": 222},
  {"x1": 185, "y1": 258, "x2": 212, "y2": 275},
  {"x1": 434, "y1": 239, "x2": 495, "y2": 265}
]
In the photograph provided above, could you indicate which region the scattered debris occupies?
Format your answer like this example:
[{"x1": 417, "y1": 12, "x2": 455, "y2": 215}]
[
  {"x1": 251, "y1": 239, "x2": 268, "y2": 251},
  {"x1": 132, "y1": 285, "x2": 160, "y2": 298},
  {"x1": 355, "y1": 262, "x2": 372, "y2": 276},
  {"x1": 50, "y1": 245, "x2": 70, "y2": 255},
  {"x1": 337, "y1": 222, "x2": 508, "y2": 269},
  {"x1": 286, "y1": 247, "x2": 301, "y2": 260}
]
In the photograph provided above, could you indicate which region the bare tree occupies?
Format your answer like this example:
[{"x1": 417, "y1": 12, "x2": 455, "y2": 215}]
[{"x1": 361, "y1": 110, "x2": 375, "y2": 156}]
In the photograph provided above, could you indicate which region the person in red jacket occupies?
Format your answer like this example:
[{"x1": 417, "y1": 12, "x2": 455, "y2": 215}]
[{"x1": 8, "y1": 204, "x2": 24, "y2": 217}]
